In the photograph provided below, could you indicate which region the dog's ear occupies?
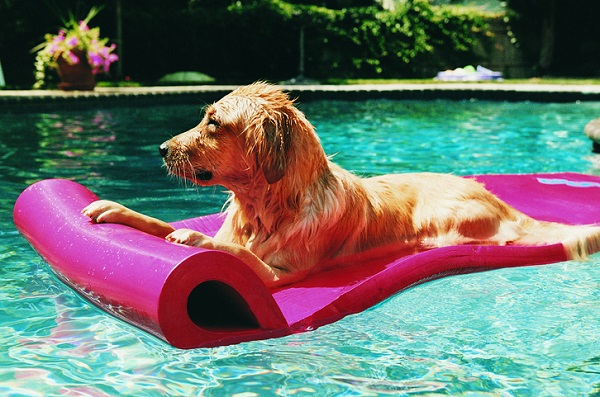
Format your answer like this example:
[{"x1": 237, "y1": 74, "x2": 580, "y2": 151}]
[{"x1": 260, "y1": 115, "x2": 291, "y2": 184}]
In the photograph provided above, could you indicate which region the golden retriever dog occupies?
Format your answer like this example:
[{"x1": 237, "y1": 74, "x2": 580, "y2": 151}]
[{"x1": 82, "y1": 82, "x2": 600, "y2": 288}]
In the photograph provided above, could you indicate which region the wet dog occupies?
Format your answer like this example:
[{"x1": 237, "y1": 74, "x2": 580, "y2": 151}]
[{"x1": 83, "y1": 82, "x2": 600, "y2": 288}]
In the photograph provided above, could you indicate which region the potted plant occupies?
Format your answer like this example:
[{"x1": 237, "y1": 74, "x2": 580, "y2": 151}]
[{"x1": 32, "y1": 7, "x2": 119, "y2": 90}]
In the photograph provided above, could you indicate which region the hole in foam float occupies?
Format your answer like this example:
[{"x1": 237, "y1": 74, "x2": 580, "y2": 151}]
[{"x1": 187, "y1": 281, "x2": 260, "y2": 331}]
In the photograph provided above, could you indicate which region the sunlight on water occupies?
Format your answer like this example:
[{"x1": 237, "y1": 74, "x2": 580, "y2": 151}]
[{"x1": 1, "y1": 99, "x2": 600, "y2": 396}]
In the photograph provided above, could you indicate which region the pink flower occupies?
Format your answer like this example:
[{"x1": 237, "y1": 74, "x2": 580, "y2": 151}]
[
  {"x1": 78, "y1": 21, "x2": 89, "y2": 31},
  {"x1": 66, "y1": 36, "x2": 79, "y2": 48},
  {"x1": 47, "y1": 43, "x2": 60, "y2": 55},
  {"x1": 99, "y1": 46, "x2": 110, "y2": 57},
  {"x1": 52, "y1": 34, "x2": 65, "y2": 45},
  {"x1": 66, "y1": 51, "x2": 79, "y2": 64},
  {"x1": 88, "y1": 52, "x2": 104, "y2": 74},
  {"x1": 88, "y1": 52, "x2": 103, "y2": 66}
]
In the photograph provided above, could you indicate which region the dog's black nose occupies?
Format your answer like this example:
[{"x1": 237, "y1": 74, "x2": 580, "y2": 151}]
[{"x1": 159, "y1": 142, "x2": 169, "y2": 158}]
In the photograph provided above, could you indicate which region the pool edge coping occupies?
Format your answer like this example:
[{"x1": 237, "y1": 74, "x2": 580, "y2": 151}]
[{"x1": 2, "y1": 83, "x2": 600, "y2": 110}]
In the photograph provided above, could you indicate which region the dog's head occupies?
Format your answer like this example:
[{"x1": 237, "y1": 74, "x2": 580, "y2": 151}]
[{"x1": 160, "y1": 82, "x2": 316, "y2": 189}]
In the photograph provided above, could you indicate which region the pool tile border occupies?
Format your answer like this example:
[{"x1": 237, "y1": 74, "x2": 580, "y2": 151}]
[{"x1": 2, "y1": 83, "x2": 600, "y2": 111}]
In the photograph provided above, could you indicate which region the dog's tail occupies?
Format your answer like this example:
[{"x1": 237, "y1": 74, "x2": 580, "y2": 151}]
[{"x1": 513, "y1": 218, "x2": 600, "y2": 260}]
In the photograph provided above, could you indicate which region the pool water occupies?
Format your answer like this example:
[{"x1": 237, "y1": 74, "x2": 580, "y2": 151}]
[{"x1": 2, "y1": 98, "x2": 600, "y2": 396}]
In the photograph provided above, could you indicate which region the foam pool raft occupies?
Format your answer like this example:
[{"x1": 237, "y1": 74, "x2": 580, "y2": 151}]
[{"x1": 13, "y1": 173, "x2": 600, "y2": 349}]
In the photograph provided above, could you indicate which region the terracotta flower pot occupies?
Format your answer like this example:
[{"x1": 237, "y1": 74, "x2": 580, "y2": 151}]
[{"x1": 56, "y1": 49, "x2": 95, "y2": 91}]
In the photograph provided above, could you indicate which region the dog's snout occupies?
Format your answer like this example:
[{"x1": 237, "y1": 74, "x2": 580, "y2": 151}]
[{"x1": 159, "y1": 142, "x2": 169, "y2": 158}]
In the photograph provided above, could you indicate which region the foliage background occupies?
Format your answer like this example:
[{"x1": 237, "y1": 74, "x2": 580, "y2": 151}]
[{"x1": 0, "y1": 0, "x2": 598, "y2": 87}]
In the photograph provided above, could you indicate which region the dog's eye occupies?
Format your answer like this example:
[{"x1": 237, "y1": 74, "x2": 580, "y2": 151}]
[{"x1": 207, "y1": 119, "x2": 220, "y2": 128}]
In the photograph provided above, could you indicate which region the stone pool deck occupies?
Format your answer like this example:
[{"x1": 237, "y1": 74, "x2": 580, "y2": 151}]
[{"x1": 2, "y1": 83, "x2": 600, "y2": 110}]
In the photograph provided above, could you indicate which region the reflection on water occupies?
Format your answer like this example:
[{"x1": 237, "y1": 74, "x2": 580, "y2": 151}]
[
  {"x1": 2, "y1": 111, "x2": 116, "y2": 188},
  {"x1": 1, "y1": 99, "x2": 600, "y2": 396},
  {"x1": 34, "y1": 112, "x2": 116, "y2": 180}
]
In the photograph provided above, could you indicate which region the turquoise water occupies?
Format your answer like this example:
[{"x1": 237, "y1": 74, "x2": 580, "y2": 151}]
[{"x1": 2, "y1": 99, "x2": 600, "y2": 396}]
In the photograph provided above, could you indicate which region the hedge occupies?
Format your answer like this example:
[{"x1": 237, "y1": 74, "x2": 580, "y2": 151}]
[
  {"x1": 0, "y1": 0, "x2": 496, "y2": 86},
  {"x1": 176, "y1": 0, "x2": 494, "y2": 81}
]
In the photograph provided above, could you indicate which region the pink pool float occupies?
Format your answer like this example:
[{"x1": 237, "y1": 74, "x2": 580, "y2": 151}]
[{"x1": 13, "y1": 173, "x2": 600, "y2": 348}]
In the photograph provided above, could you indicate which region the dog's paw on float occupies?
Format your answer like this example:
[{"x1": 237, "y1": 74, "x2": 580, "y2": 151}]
[
  {"x1": 81, "y1": 200, "x2": 129, "y2": 224},
  {"x1": 166, "y1": 228, "x2": 214, "y2": 248}
]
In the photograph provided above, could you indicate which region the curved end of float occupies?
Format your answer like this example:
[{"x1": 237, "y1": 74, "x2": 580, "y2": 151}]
[
  {"x1": 13, "y1": 179, "x2": 288, "y2": 349},
  {"x1": 158, "y1": 250, "x2": 289, "y2": 349}
]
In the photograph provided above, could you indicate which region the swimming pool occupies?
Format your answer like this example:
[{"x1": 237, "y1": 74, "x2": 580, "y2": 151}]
[{"x1": 2, "y1": 98, "x2": 600, "y2": 396}]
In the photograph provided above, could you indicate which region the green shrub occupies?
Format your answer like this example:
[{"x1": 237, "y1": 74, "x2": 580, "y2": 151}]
[{"x1": 187, "y1": 0, "x2": 493, "y2": 80}]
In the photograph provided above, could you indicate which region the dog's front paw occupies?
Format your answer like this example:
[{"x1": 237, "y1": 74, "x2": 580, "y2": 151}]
[
  {"x1": 166, "y1": 229, "x2": 214, "y2": 249},
  {"x1": 82, "y1": 200, "x2": 131, "y2": 224}
]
